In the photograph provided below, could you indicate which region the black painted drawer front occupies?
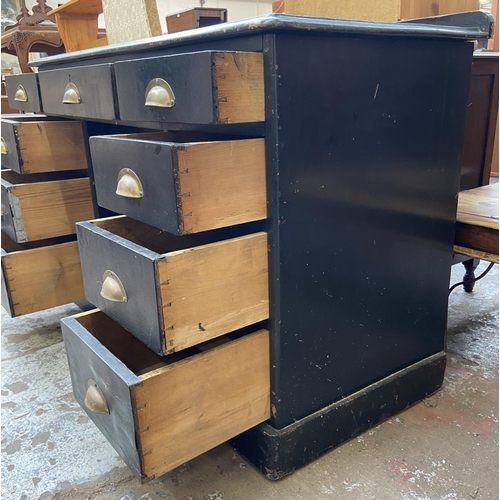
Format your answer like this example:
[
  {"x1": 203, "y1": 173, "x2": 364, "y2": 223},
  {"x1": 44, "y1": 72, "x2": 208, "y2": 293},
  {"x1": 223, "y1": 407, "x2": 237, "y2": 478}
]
[
  {"x1": 114, "y1": 50, "x2": 264, "y2": 124},
  {"x1": 89, "y1": 132, "x2": 266, "y2": 234},
  {"x1": 5, "y1": 73, "x2": 42, "y2": 113},
  {"x1": 38, "y1": 63, "x2": 117, "y2": 120},
  {"x1": 61, "y1": 309, "x2": 270, "y2": 481}
]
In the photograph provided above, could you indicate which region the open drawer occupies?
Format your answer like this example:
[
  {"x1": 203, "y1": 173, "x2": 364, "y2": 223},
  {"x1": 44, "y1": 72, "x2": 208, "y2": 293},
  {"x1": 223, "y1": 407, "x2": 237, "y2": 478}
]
[
  {"x1": 1, "y1": 116, "x2": 87, "y2": 174},
  {"x1": 76, "y1": 216, "x2": 269, "y2": 354},
  {"x1": 5, "y1": 72, "x2": 42, "y2": 113},
  {"x1": 1, "y1": 232, "x2": 84, "y2": 317},
  {"x1": 1, "y1": 170, "x2": 94, "y2": 243},
  {"x1": 61, "y1": 309, "x2": 270, "y2": 481},
  {"x1": 89, "y1": 131, "x2": 266, "y2": 234}
]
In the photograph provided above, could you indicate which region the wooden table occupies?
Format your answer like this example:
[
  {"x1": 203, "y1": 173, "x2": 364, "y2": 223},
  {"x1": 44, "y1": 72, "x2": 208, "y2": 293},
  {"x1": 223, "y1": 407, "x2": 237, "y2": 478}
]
[{"x1": 454, "y1": 183, "x2": 499, "y2": 263}]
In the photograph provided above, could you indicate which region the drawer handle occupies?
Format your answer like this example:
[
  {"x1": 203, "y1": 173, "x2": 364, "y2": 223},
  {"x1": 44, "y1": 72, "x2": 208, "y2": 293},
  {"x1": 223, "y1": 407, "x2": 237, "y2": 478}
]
[
  {"x1": 84, "y1": 379, "x2": 109, "y2": 415},
  {"x1": 1, "y1": 137, "x2": 7, "y2": 155},
  {"x1": 100, "y1": 270, "x2": 128, "y2": 303},
  {"x1": 145, "y1": 78, "x2": 175, "y2": 108},
  {"x1": 62, "y1": 82, "x2": 81, "y2": 104},
  {"x1": 13, "y1": 84, "x2": 28, "y2": 102},
  {"x1": 116, "y1": 168, "x2": 144, "y2": 199}
]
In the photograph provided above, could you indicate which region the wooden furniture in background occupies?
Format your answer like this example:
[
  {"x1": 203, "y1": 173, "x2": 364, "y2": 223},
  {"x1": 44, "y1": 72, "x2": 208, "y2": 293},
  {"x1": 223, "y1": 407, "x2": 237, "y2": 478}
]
[
  {"x1": 460, "y1": 52, "x2": 499, "y2": 190},
  {"x1": 491, "y1": 117, "x2": 499, "y2": 177},
  {"x1": 101, "y1": 0, "x2": 161, "y2": 45},
  {"x1": 48, "y1": 0, "x2": 107, "y2": 52},
  {"x1": 166, "y1": 8, "x2": 227, "y2": 34},
  {"x1": 272, "y1": 0, "x2": 479, "y2": 21},
  {"x1": 454, "y1": 183, "x2": 499, "y2": 263}
]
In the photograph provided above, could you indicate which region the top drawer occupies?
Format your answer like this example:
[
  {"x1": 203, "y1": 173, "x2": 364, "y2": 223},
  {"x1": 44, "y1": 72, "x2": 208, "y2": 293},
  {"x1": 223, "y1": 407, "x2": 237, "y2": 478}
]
[
  {"x1": 38, "y1": 63, "x2": 118, "y2": 121},
  {"x1": 115, "y1": 51, "x2": 264, "y2": 125},
  {"x1": 5, "y1": 73, "x2": 42, "y2": 113}
]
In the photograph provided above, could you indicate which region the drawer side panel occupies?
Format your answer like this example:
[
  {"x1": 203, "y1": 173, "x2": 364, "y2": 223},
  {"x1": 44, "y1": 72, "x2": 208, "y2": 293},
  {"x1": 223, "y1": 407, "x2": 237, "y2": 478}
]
[
  {"x1": 133, "y1": 329, "x2": 271, "y2": 479},
  {"x1": 158, "y1": 232, "x2": 269, "y2": 352},
  {"x1": 1, "y1": 240, "x2": 84, "y2": 317}
]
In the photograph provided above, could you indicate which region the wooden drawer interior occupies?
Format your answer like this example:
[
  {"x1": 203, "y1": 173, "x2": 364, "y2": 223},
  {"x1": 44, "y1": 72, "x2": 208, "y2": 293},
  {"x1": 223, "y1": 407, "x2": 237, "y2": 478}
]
[
  {"x1": 79, "y1": 216, "x2": 269, "y2": 353},
  {"x1": 62, "y1": 309, "x2": 270, "y2": 481}
]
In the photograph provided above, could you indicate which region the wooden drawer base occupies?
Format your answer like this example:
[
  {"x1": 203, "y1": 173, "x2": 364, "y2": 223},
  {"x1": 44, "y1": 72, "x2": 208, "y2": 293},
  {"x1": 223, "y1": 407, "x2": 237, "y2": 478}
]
[
  {"x1": 61, "y1": 309, "x2": 270, "y2": 481},
  {"x1": 1, "y1": 233, "x2": 85, "y2": 317}
]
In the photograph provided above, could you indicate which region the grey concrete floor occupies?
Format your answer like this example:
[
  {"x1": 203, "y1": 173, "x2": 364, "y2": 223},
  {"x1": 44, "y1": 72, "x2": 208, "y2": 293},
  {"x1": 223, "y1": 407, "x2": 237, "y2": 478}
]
[{"x1": 1, "y1": 262, "x2": 498, "y2": 500}]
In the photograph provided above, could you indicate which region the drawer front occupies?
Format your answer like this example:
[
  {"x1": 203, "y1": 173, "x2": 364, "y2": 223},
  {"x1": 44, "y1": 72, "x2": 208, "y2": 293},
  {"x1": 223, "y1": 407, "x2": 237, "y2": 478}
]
[
  {"x1": 77, "y1": 217, "x2": 269, "y2": 354},
  {"x1": 115, "y1": 51, "x2": 264, "y2": 124},
  {"x1": 1, "y1": 171, "x2": 94, "y2": 242},
  {"x1": 5, "y1": 73, "x2": 42, "y2": 113},
  {"x1": 0, "y1": 121, "x2": 20, "y2": 174},
  {"x1": 1, "y1": 117, "x2": 87, "y2": 174},
  {"x1": 61, "y1": 309, "x2": 270, "y2": 481},
  {"x1": 90, "y1": 134, "x2": 266, "y2": 234},
  {"x1": 1, "y1": 235, "x2": 84, "y2": 317},
  {"x1": 38, "y1": 63, "x2": 117, "y2": 120}
]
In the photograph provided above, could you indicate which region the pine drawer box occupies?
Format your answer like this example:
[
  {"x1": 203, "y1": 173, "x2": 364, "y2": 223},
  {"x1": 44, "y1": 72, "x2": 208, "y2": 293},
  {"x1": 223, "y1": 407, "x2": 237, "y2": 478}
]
[
  {"x1": 1, "y1": 232, "x2": 84, "y2": 317},
  {"x1": 37, "y1": 63, "x2": 118, "y2": 121},
  {"x1": 61, "y1": 309, "x2": 270, "y2": 481},
  {"x1": 1, "y1": 116, "x2": 87, "y2": 174},
  {"x1": 4, "y1": 72, "x2": 42, "y2": 113},
  {"x1": 114, "y1": 51, "x2": 264, "y2": 124},
  {"x1": 89, "y1": 132, "x2": 266, "y2": 234},
  {"x1": 1, "y1": 170, "x2": 94, "y2": 243},
  {"x1": 76, "y1": 216, "x2": 269, "y2": 354}
]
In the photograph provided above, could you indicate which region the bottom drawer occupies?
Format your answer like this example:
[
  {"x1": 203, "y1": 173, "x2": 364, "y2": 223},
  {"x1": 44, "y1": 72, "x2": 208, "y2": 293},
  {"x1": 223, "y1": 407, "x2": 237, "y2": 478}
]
[
  {"x1": 61, "y1": 309, "x2": 270, "y2": 481},
  {"x1": 1, "y1": 233, "x2": 85, "y2": 317}
]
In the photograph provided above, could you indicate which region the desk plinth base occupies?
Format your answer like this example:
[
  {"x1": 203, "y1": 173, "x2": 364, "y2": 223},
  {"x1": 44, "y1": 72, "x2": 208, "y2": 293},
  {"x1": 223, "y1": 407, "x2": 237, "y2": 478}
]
[{"x1": 231, "y1": 352, "x2": 446, "y2": 480}]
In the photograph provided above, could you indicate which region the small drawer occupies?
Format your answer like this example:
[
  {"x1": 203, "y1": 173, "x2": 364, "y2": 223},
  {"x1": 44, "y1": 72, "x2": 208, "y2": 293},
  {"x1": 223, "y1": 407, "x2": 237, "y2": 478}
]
[
  {"x1": 1, "y1": 170, "x2": 94, "y2": 243},
  {"x1": 114, "y1": 51, "x2": 264, "y2": 125},
  {"x1": 1, "y1": 116, "x2": 87, "y2": 174},
  {"x1": 5, "y1": 73, "x2": 42, "y2": 113},
  {"x1": 38, "y1": 63, "x2": 118, "y2": 121},
  {"x1": 1, "y1": 232, "x2": 84, "y2": 317},
  {"x1": 61, "y1": 309, "x2": 270, "y2": 481},
  {"x1": 76, "y1": 216, "x2": 269, "y2": 354},
  {"x1": 90, "y1": 132, "x2": 266, "y2": 234}
]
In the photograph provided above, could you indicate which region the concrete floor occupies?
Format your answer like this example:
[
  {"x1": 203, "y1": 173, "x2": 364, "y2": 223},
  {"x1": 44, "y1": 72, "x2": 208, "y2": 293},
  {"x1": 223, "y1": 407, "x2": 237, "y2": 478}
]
[{"x1": 1, "y1": 261, "x2": 498, "y2": 500}]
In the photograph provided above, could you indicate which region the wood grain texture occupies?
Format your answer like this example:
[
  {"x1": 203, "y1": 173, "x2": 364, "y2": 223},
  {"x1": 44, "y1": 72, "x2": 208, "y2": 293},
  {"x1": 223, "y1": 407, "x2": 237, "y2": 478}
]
[
  {"x1": 1, "y1": 237, "x2": 84, "y2": 316},
  {"x1": 453, "y1": 244, "x2": 499, "y2": 263},
  {"x1": 15, "y1": 120, "x2": 87, "y2": 174},
  {"x1": 455, "y1": 184, "x2": 498, "y2": 257},
  {"x1": 157, "y1": 232, "x2": 269, "y2": 352},
  {"x1": 282, "y1": 0, "x2": 401, "y2": 21},
  {"x1": 133, "y1": 329, "x2": 270, "y2": 479},
  {"x1": 2, "y1": 172, "x2": 94, "y2": 242},
  {"x1": 456, "y1": 184, "x2": 499, "y2": 230},
  {"x1": 176, "y1": 139, "x2": 266, "y2": 233},
  {"x1": 492, "y1": 116, "x2": 499, "y2": 177},
  {"x1": 400, "y1": 0, "x2": 479, "y2": 20},
  {"x1": 213, "y1": 52, "x2": 265, "y2": 124}
]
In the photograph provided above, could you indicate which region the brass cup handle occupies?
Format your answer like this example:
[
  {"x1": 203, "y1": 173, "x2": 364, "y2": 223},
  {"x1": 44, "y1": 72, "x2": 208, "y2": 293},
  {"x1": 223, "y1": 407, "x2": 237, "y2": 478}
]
[
  {"x1": 100, "y1": 270, "x2": 127, "y2": 303},
  {"x1": 14, "y1": 84, "x2": 28, "y2": 102},
  {"x1": 115, "y1": 168, "x2": 144, "y2": 199},
  {"x1": 1, "y1": 137, "x2": 7, "y2": 155},
  {"x1": 84, "y1": 379, "x2": 109, "y2": 414},
  {"x1": 145, "y1": 78, "x2": 175, "y2": 108},
  {"x1": 62, "y1": 82, "x2": 81, "y2": 104}
]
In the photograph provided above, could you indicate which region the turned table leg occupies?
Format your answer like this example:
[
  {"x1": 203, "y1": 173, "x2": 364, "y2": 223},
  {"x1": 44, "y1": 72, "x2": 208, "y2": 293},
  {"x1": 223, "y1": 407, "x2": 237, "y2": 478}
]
[{"x1": 462, "y1": 258, "x2": 480, "y2": 293}]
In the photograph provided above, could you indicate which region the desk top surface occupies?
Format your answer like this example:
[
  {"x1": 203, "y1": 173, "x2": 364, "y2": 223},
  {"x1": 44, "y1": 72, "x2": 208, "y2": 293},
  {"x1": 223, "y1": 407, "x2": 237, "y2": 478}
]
[
  {"x1": 30, "y1": 11, "x2": 493, "y2": 69},
  {"x1": 457, "y1": 183, "x2": 499, "y2": 231}
]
